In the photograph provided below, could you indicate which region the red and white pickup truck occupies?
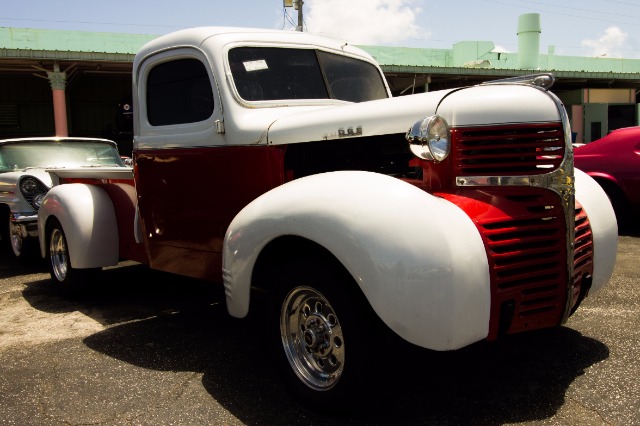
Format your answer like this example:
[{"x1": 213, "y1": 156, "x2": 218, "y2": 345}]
[{"x1": 37, "y1": 26, "x2": 618, "y2": 409}]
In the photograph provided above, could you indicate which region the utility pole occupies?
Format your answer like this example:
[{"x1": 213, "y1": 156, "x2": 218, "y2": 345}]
[
  {"x1": 295, "y1": 0, "x2": 303, "y2": 32},
  {"x1": 284, "y1": 0, "x2": 304, "y2": 32}
]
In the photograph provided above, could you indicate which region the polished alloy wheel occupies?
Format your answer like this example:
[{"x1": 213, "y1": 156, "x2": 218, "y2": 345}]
[
  {"x1": 49, "y1": 227, "x2": 69, "y2": 282},
  {"x1": 280, "y1": 285, "x2": 345, "y2": 391}
]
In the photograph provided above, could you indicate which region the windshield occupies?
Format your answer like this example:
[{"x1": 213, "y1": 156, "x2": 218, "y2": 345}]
[
  {"x1": 228, "y1": 47, "x2": 389, "y2": 103},
  {"x1": 0, "y1": 140, "x2": 125, "y2": 173}
]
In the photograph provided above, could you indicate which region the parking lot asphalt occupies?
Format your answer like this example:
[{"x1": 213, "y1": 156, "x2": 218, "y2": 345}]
[{"x1": 0, "y1": 227, "x2": 639, "y2": 425}]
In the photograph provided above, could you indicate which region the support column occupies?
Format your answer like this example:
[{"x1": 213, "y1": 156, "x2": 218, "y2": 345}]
[{"x1": 47, "y1": 62, "x2": 68, "y2": 137}]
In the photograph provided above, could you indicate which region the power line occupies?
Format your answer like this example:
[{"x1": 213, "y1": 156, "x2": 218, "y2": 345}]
[
  {"x1": 482, "y1": 0, "x2": 640, "y2": 27},
  {"x1": 281, "y1": 7, "x2": 298, "y2": 30},
  {"x1": 0, "y1": 16, "x2": 184, "y2": 30},
  {"x1": 506, "y1": 0, "x2": 640, "y2": 19}
]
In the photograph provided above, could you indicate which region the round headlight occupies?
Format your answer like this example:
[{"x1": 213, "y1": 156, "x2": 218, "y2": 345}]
[
  {"x1": 32, "y1": 193, "x2": 46, "y2": 209},
  {"x1": 20, "y1": 177, "x2": 38, "y2": 195},
  {"x1": 406, "y1": 115, "x2": 451, "y2": 162}
]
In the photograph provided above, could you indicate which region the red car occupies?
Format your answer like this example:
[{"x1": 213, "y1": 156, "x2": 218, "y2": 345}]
[{"x1": 574, "y1": 126, "x2": 640, "y2": 232}]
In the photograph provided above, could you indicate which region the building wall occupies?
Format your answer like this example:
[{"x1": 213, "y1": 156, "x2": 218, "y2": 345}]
[
  {"x1": 0, "y1": 72, "x2": 133, "y2": 152},
  {"x1": 2, "y1": 25, "x2": 639, "y2": 147},
  {"x1": 0, "y1": 75, "x2": 54, "y2": 137},
  {"x1": 66, "y1": 73, "x2": 131, "y2": 138}
]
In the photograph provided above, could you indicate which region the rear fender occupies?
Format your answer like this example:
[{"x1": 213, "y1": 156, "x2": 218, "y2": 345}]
[
  {"x1": 223, "y1": 170, "x2": 491, "y2": 351},
  {"x1": 38, "y1": 184, "x2": 119, "y2": 268}
]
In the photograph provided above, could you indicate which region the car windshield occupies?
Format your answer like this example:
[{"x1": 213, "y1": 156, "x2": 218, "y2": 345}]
[
  {"x1": 228, "y1": 47, "x2": 389, "y2": 103},
  {"x1": 0, "y1": 140, "x2": 125, "y2": 172}
]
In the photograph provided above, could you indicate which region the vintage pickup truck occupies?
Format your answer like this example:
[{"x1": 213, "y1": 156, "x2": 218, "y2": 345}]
[{"x1": 37, "y1": 26, "x2": 618, "y2": 409}]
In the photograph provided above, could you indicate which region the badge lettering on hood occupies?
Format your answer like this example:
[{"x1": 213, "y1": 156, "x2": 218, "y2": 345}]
[{"x1": 338, "y1": 126, "x2": 362, "y2": 138}]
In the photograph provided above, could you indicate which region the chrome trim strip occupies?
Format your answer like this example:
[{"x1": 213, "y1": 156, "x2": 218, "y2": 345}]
[
  {"x1": 549, "y1": 90, "x2": 578, "y2": 325},
  {"x1": 10, "y1": 212, "x2": 38, "y2": 222},
  {"x1": 480, "y1": 73, "x2": 556, "y2": 89},
  {"x1": 456, "y1": 176, "x2": 530, "y2": 186}
]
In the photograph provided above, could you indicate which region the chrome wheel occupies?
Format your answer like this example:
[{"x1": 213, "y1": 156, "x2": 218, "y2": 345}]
[
  {"x1": 49, "y1": 226, "x2": 69, "y2": 283},
  {"x1": 280, "y1": 285, "x2": 345, "y2": 391},
  {"x1": 9, "y1": 221, "x2": 23, "y2": 257},
  {"x1": 45, "y1": 217, "x2": 100, "y2": 294}
]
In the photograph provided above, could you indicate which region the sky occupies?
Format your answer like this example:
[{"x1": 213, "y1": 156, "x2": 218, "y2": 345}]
[{"x1": 2, "y1": 0, "x2": 640, "y2": 59}]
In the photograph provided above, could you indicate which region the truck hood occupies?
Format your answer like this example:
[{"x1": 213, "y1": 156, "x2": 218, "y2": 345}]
[{"x1": 266, "y1": 84, "x2": 561, "y2": 145}]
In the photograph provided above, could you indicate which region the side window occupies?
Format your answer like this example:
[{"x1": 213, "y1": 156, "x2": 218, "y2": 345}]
[{"x1": 146, "y1": 58, "x2": 214, "y2": 126}]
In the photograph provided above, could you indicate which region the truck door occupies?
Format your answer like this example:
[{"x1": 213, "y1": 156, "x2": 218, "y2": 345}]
[{"x1": 134, "y1": 47, "x2": 227, "y2": 279}]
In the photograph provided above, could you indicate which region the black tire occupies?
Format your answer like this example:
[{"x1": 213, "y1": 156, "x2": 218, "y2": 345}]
[
  {"x1": 598, "y1": 180, "x2": 631, "y2": 232},
  {"x1": 266, "y1": 256, "x2": 381, "y2": 412},
  {"x1": 0, "y1": 206, "x2": 12, "y2": 255},
  {"x1": 45, "y1": 217, "x2": 101, "y2": 295}
]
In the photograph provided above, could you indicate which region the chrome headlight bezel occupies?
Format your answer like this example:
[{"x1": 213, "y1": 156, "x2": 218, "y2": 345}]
[
  {"x1": 18, "y1": 176, "x2": 49, "y2": 211},
  {"x1": 406, "y1": 115, "x2": 451, "y2": 163},
  {"x1": 32, "y1": 192, "x2": 46, "y2": 210},
  {"x1": 19, "y1": 177, "x2": 39, "y2": 195}
]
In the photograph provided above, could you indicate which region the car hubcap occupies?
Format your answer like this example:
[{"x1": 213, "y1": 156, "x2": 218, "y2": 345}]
[
  {"x1": 280, "y1": 286, "x2": 344, "y2": 390},
  {"x1": 9, "y1": 222, "x2": 23, "y2": 257},
  {"x1": 49, "y1": 228, "x2": 68, "y2": 282}
]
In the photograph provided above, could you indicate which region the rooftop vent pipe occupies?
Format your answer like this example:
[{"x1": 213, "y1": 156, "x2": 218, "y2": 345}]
[{"x1": 517, "y1": 13, "x2": 541, "y2": 69}]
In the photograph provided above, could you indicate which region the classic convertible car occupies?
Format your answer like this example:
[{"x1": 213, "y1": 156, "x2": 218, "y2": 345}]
[{"x1": 0, "y1": 136, "x2": 126, "y2": 261}]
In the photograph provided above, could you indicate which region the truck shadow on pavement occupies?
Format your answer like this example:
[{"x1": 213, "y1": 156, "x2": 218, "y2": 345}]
[
  {"x1": 620, "y1": 223, "x2": 640, "y2": 237},
  {"x1": 0, "y1": 253, "x2": 48, "y2": 279},
  {"x1": 21, "y1": 262, "x2": 609, "y2": 425}
]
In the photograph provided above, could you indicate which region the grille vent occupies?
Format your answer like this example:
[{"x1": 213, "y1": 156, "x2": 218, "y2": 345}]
[
  {"x1": 453, "y1": 123, "x2": 565, "y2": 176},
  {"x1": 478, "y1": 191, "x2": 567, "y2": 336}
]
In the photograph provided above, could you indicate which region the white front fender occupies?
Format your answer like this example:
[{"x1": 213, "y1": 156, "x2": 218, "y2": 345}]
[
  {"x1": 574, "y1": 168, "x2": 618, "y2": 293},
  {"x1": 38, "y1": 184, "x2": 119, "y2": 269},
  {"x1": 223, "y1": 171, "x2": 491, "y2": 351}
]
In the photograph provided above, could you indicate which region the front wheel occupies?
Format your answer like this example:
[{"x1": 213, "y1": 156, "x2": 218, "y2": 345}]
[
  {"x1": 280, "y1": 285, "x2": 346, "y2": 392},
  {"x1": 268, "y1": 257, "x2": 382, "y2": 412},
  {"x1": 46, "y1": 218, "x2": 100, "y2": 295}
]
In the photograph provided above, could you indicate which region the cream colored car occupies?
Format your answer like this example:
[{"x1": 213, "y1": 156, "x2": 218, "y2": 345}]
[{"x1": 0, "y1": 137, "x2": 125, "y2": 261}]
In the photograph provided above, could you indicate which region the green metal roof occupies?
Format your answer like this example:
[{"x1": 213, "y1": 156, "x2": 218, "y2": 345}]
[
  {"x1": 0, "y1": 27, "x2": 155, "y2": 53},
  {"x1": 1, "y1": 27, "x2": 640, "y2": 82},
  {"x1": 0, "y1": 27, "x2": 156, "y2": 62},
  {"x1": 359, "y1": 41, "x2": 640, "y2": 80}
]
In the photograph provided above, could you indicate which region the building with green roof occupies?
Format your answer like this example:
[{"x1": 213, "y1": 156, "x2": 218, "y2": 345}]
[{"x1": 1, "y1": 14, "x2": 639, "y2": 149}]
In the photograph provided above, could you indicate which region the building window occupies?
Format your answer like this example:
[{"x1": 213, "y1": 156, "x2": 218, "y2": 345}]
[{"x1": 0, "y1": 104, "x2": 20, "y2": 128}]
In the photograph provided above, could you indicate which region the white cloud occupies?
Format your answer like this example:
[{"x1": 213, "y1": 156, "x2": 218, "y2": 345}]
[
  {"x1": 302, "y1": 0, "x2": 427, "y2": 46},
  {"x1": 581, "y1": 26, "x2": 628, "y2": 58}
]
